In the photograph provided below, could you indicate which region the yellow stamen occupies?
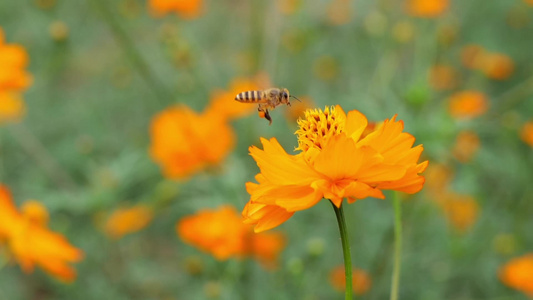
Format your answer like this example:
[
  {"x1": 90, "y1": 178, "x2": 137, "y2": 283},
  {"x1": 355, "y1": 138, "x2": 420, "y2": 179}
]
[{"x1": 295, "y1": 106, "x2": 346, "y2": 152}]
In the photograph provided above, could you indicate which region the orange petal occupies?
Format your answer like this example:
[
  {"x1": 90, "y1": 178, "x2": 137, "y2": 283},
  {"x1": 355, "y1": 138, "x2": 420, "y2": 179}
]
[
  {"x1": 344, "y1": 109, "x2": 368, "y2": 141},
  {"x1": 243, "y1": 201, "x2": 294, "y2": 232}
]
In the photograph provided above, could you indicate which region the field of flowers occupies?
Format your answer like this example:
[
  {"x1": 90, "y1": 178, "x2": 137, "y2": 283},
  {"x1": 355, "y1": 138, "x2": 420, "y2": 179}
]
[{"x1": 1, "y1": 0, "x2": 532, "y2": 299}]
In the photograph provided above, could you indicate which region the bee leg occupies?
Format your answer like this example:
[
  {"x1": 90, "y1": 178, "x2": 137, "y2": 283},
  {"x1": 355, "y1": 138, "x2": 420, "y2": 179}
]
[{"x1": 264, "y1": 109, "x2": 272, "y2": 125}]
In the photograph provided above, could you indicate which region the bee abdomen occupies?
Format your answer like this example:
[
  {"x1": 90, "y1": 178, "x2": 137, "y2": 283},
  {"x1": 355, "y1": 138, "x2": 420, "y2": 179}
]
[{"x1": 235, "y1": 90, "x2": 263, "y2": 102}]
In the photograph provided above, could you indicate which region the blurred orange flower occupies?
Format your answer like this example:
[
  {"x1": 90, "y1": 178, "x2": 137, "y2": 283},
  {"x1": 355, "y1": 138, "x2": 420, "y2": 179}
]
[
  {"x1": 329, "y1": 266, "x2": 371, "y2": 295},
  {"x1": 177, "y1": 205, "x2": 286, "y2": 268},
  {"x1": 440, "y1": 193, "x2": 479, "y2": 232},
  {"x1": 429, "y1": 64, "x2": 458, "y2": 91},
  {"x1": 285, "y1": 96, "x2": 314, "y2": 122},
  {"x1": 406, "y1": 0, "x2": 448, "y2": 18},
  {"x1": 148, "y1": 0, "x2": 202, "y2": 18},
  {"x1": 149, "y1": 104, "x2": 235, "y2": 180},
  {"x1": 448, "y1": 91, "x2": 488, "y2": 119},
  {"x1": 521, "y1": 121, "x2": 533, "y2": 147},
  {"x1": 481, "y1": 53, "x2": 514, "y2": 80},
  {"x1": 243, "y1": 106, "x2": 427, "y2": 232},
  {"x1": 0, "y1": 91, "x2": 25, "y2": 123},
  {"x1": 424, "y1": 163, "x2": 453, "y2": 196},
  {"x1": 461, "y1": 44, "x2": 485, "y2": 69},
  {"x1": 0, "y1": 185, "x2": 83, "y2": 282},
  {"x1": 525, "y1": 0, "x2": 533, "y2": 5},
  {"x1": 104, "y1": 205, "x2": 153, "y2": 239},
  {"x1": 452, "y1": 130, "x2": 480, "y2": 163},
  {"x1": 327, "y1": 0, "x2": 352, "y2": 25},
  {"x1": 277, "y1": 0, "x2": 302, "y2": 15},
  {"x1": 0, "y1": 28, "x2": 32, "y2": 92},
  {"x1": 499, "y1": 253, "x2": 533, "y2": 297}
]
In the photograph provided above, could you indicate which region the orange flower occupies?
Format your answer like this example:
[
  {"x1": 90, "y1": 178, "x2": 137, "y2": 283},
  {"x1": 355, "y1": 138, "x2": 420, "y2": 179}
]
[
  {"x1": 0, "y1": 91, "x2": 25, "y2": 123},
  {"x1": 406, "y1": 0, "x2": 449, "y2": 18},
  {"x1": 104, "y1": 205, "x2": 153, "y2": 239},
  {"x1": 177, "y1": 205, "x2": 286, "y2": 268},
  {"x1": 440, "y1": 193, "x2": 479, "y2": 232},
  {"x1": 148, "y1": 0, "x2": 202, "y2": 18},
  {"x1": 460, "y1": 44, "x2": 486, "y2": 70},
  {"x1": 429, "y1": 64, "x2": 458, "y2": 91},
  {"x1": 525, "y1": 0, "x2": 533, "y2": 5},
  {"x1": 149, "y1": 104, "x2": 235, "y2": 180},
  {"x1": 327, "y1": 0, "x2": 352, "y2": 25},
  {"x1": 0, "y1": 185, "x2": 83, "y2": 282},
  {"x1": 277, "y1": 0, "x2": 302, "y2": 15},
  {"x1": 480, "y1": 52, "x2": 514, "y2": 80},
  {"x1": 243, "y1": 106, "x2": 428, "y2": 232},
  {"x1": 521, "y1": 121, "x2": 533, "y2": 147},
  {"x1": 452, "y1": 130, "x2": 480, "y2": 163},
  {"x1": 448, "y1": 91, "x2": 489, "y2": 119},
  {"x1": 424, "y1": 163, "x2": 453, "y2": 195},
  {"x1": 499, "y1": 253, "x2": 533, "y2": 297},
  {"x1": 0, "y1": 28, "x2": 32, "y2": 91},
  {"x1": 329, "y1": 266, "x2": 371, "y2": 295}
]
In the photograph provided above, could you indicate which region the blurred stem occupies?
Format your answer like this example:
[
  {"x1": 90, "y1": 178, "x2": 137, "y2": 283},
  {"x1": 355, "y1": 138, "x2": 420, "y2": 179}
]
[
  {"x1": 89, "y1": 0, "x2": 169, "y2": 104},
  {"x1": 331, "y1": 201, "x2": 353, "y2": 300},
  {"x1": 390, "y1": 192, "x2": 402, "y2": 300}
]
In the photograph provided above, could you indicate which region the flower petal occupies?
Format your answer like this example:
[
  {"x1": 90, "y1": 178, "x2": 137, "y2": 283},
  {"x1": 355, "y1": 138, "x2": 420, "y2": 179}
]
[
  {"x1": 344, "y1": 109, "x2": 368, "y2": 141},
  {"x1": 242, "y1": 201, "x2": 294, "y2": 232}
]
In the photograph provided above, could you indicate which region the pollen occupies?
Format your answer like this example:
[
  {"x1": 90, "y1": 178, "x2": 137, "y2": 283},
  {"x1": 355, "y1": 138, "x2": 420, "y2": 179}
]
[{"x1": 295, "y1": 106, "x2": 346, "y2": 152}]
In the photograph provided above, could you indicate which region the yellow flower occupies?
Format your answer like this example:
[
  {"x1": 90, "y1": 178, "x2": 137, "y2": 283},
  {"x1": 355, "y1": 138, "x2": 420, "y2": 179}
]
[
  {"x1": 448, "y1": 91, "x2": 489, "y2": 120},
  {"x1": 0, "y1": 91, "x2": 25, "y2": 124},
  {"x1": 499, "y1": 253, "x2": 533, "y2": 297},
  {"x1": 406, "y1": 0, "x2": 448, "y2": 18},
  {"x1": 521, "y1": 121, "x2": 533, "y2": 147},
  {"x1": 243, "y1": 105, "x2": 427, "y2": 232},
  {"x1": 0, "y1": 28, "x2": 32, "y2": 91},
  {"x1": 177, "y1": 205, "x2": 286, "y2": 268},
  {"x1": 0, "y1": 185, "x2": 83, "y2": 282},
  {"x1": 149, "y1": 104, "x2": 235, "y2": 180},
  {"x1": 104, "y1": 205, "x2": 153, "y2": 239},
  {"x1": 148, "y1": 0, "x2": 203, "y2": 18},
  {"x1": 329, "y1": 266, "x2": 371, "y2": 295}
]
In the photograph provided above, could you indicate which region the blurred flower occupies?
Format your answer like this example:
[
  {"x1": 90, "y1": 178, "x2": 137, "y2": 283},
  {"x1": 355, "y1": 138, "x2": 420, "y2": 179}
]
[
  {"x1": 104, "y1": 205, "x2": 153, "y2": 239},
  {"x1": 521, "y1": 121, "x2": 533, "y2": 147},
  {"x1": 440, "y1": 193, "x2": 479, "y2": 232},
  {"x1": 313, "y1": 56, "x2": 340, "y2": 81},
  {"x1": 149, "y1": 105, "x2": 235, "y2": 180},
  {"x1": 428, "y1": 64, "x2": 458, "y2": 91},
  {"x1": 0, "y1": 91, "x2": 25, "y2": 124},
  {"x1": 277, "y1": 0, "x2": 301, "y2": 15},
  {"x1": 461, "y1": 44, "x2": 486, "y2": 70},
  {"x1": 0, "y1": 27, "x2": 32, "y2": 92},
  {"x1": 0, "y1": 185, "x2": 83, "y2": 282},
  {"x1": 499, "y1": 253, "x2": 533, "y2": 297},
  {"x1": 525, "y1": 0, "x2": 533, "y2": 5},
  {"x1": 452, "y1": 130, "x2": 480, "y2": 163},
  {"x1": 364, "y1": 11, "x2": 388, "y2": 37},
  {"x1": 285, "y1": 96, "x2": 314, "y2": 122},
  {"x1": 148, "y1": 0, "x2": 203, "y2": 18},
  {"x1": 243, "y1": 105, "x2": 427, "y2": 232},
  {"x1": 49, "y1": 21, "x2": 69, "y2": 42},
  {"x1": 327, "y1": 0, "x2": 352, "y2": 26},
  {"x1": 34, "y1": 0, "x2": 56, "y2": 10},
  {"x1": 406, "y1": 0, "x2": 449, "y2": 18},
  {"x1": 392, "y1": 21, "x2": 415, "y2": 43},
  {"x1": 177, "y1": 206, "x2": 286, "y2": 268},
  {"x1": 329, "y1": 265, "x2": 371, "y2": 295},
  {"x1": 424, "y1": 163, "x2": 452, "y2": 196},
  {"x1": 448, "y1": 91, "x2": 489, "y2": 120},
  {"x1": 480, "y1": 52, "x2": 514, "y2": 80}
]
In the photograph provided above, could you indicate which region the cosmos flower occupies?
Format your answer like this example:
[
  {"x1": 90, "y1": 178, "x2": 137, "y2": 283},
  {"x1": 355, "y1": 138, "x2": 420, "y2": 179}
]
[
  {"x1": 148, "y1": 0, "x2": 203, "y2": 18},
  {"x1": 243, "y1": 105, "x2": 427, "y2": 232},
  {"x1": 329, "y1": 265, "x2": 371, "y2": 295},
  {"x1": 0, "y1": 185, "x2": 83, "y2": 282},
  {"x1": 481, "y1": 52, "x2": 514, "y2": 80},
  {"x1": 406, "y1": 0, "x2": 449, "y2": 18},
  {"x1": 177, "y1": 205, "x2": 286, "y2": 268},
  {"x1": 499, "y1": 253, "x2": 533, "y2": 297},
  {"x1": 0, "y1": 91, "x2": 25, "y2": 124},
  {"x1": 0, "y1": 28, "x2": 32, "y2": 92},
  {"x1": 104, "y1": 205, "x2": 154, "y2": 239},
  {"x1": 448, "y1": 91, "x2": 489, "y2": 120},
  {"x1": 452, "y1": 130, "x2": 480, "y2": 163},
  {"x1": 440, "y1": 192, "x2": 479, "y2": 232},
  {"x1": 521, "y1": 121, "x2": 533, "y2": 147}
]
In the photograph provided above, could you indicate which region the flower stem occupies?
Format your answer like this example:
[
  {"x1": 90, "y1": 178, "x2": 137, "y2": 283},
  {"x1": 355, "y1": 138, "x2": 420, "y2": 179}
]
[
  {"x1": 390, "y1": 192, "x2": 403, "y2": 300},
  {"x1": 331, "y1": 201, "x2": 353, "y2": 300}
]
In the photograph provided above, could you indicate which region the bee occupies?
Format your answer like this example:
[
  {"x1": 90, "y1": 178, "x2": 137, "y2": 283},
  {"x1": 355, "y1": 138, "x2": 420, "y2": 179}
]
[{"x1": 234, "y1": 88, "x2": 300, "y2": 125}]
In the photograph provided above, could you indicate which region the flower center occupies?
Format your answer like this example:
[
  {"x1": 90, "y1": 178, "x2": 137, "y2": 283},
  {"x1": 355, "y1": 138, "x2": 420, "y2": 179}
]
[{"x1": 295, "y1": 106, "x2": 346, "y2": 152}]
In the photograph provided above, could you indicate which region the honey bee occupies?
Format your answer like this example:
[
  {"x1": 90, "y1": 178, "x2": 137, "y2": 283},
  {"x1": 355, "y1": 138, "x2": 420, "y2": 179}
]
[{"x1": 234, "y1": 88, "x2": 300, "y2": 125}]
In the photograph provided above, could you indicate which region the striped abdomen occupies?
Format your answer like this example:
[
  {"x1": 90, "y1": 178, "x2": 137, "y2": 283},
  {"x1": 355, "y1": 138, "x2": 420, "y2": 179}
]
[{"x1": 235, "y1": 90, "x2": 264, "y2": 103}]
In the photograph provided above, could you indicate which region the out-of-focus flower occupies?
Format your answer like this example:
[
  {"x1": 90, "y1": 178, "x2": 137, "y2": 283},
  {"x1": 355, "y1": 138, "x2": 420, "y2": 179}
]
[
  {"x1": 148, "y1": 0, "x2": 203, "y2": 18},
  {"x1": 0, "y1": 28, "x2": 32, "y2": 92},
  {"x1": 499, "y1": 253, "x2": 533, "y2": 297},
  {"x1": 440, "y1": 193, "x2": 479, "y2": 232},
  {"x1": 448, "y1": 91, "x2": 488, "y2": 120},
  {"x1": 277, "y1": 0, "x2": 301, "y2": 15},
  {"x1": 327, "y1": 0, "x2": 352, "y2": 25},
  {"x1": 461, "y1": 45, "x2": 486, "y2": 70},
  {"x1": 424, "y1": 163, "x2": 453, "y2": 196},
  {"x1": 0, "y1": 91, "x2": 25, "y2": 124},
  {"x1": 452, "y1": 130, "x2": 480, "y2": 163},
  {"x1": 406, "y1": 0, "x2": 448, "y2": 18},
  {"x1": 149, "y1": 105, "x2": 235, "y2": 180},
  {"x1": 521, "y1": 121, "x2": 533, "y2": 147},
  {"x1": 480, "y1": 52, "x2": 514, "y2": 80},
  {"x1": 524, "y1": 0, "x2": 533, "y2": 6},
  {"x1": 285, "y1": 96, "x2": 314, "y2": 122},
  {"x1": 329, "y1": 266, "x2": 371, "y2": 295},
  {"x1": 0, "y1": 185, "x2": 83, "y2": 282},
  {"x1": 392, "y1": 21, "x2": 415, "y2": 43},
  {"x1": 104, "y1": 205, "x2": 153, "y2": 239},
  {"x1": 313, "y1": 56, "x2": 340, "y2": 81},
  {"x1": 49, "y1": 21, "x2": 69, "y2": 42},
  {"x1": 177, "y1": 205, "x2": 286, "y2": 268},
  {"x1": 429, "y1": 64, "x2": 458, "y2": 91},
  {"x1": 243, "y1": 105, "x2": 427, "y2": 232}
]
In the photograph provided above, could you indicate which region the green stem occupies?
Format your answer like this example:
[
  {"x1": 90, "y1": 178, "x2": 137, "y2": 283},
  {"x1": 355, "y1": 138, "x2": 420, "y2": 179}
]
[
  {"x1": 390, "y1": 192, "x2": 403, "y2": 300},
  {"x1": 331, "y1": 201, "x2": 353, "y2": 300}
]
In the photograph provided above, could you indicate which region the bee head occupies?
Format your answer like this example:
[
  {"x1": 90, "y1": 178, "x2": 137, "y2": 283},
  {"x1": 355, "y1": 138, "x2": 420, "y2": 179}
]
[{"x1": 281, "y1": 88, "x2": 291, "y2": 106}]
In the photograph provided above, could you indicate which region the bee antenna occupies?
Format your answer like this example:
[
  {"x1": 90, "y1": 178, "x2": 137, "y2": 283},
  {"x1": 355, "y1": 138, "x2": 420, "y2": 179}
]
[{"x1": 290, "y1": 95, "x2": 302, "y2": 102}]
